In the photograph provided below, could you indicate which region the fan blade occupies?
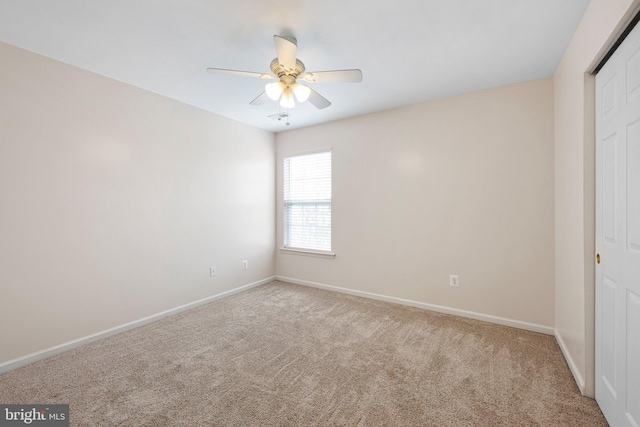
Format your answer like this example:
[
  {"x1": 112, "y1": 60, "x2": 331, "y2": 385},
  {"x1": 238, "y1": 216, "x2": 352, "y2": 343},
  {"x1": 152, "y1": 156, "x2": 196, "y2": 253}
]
[
  {"x1": 249, "y1": 92, "x2": 269, "y2": 105},
  {"x1": 307, "y1": 88, "x2": 331, "y2": 109},
  {"x1": 301, "y1": 69, "x2": 363, "y2": 83},
  {"x1": 206, "y1": 68, "x2": 276, "y2": 79},
  {"x1": 274, "y1": 35, "x2": 298, "y2": 74}
]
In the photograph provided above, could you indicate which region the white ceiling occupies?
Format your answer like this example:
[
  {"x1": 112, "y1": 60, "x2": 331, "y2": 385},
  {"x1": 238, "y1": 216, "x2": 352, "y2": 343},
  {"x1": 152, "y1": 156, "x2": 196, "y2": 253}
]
[{"x1": 0, "y1": 0, "x2": 589, "y2": 133}]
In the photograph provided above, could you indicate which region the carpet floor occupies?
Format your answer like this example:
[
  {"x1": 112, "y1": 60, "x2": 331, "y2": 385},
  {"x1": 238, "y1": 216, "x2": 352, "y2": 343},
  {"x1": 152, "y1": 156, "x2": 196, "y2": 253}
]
[{"x1": 0, "y1": 281, "x2": 607, "y2": 426}]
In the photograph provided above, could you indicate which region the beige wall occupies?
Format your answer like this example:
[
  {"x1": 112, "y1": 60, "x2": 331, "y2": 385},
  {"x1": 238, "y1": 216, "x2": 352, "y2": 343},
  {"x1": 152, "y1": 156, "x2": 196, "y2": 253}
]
[
  {"x1": 0, "y1": 42, "x2": 276, "y2": 365},
  {"x1": 553, "y1": 0, "x2": 637, "y2": 396},
  {"x1": 276, "y1": 78, "x2": 555, "y2": 328}
]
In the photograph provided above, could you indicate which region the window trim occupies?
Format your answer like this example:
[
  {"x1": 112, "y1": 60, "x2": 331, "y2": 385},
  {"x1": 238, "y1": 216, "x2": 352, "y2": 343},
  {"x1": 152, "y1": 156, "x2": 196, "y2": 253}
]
[{"x1": 279, "y1": 247, "x2": 336, "y2": 259}]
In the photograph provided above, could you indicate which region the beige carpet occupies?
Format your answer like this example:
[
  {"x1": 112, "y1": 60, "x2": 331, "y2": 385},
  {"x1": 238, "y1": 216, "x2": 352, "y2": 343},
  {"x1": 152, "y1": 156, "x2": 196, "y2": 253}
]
[{"x1": 0, "y1": 281, "x2": 607, "y2": 426}]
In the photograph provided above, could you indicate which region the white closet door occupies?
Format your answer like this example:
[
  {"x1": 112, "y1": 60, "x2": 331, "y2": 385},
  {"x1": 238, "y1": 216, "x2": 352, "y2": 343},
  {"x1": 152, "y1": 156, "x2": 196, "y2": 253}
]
[{"x1": 595, "y1": 19, "x2": 640, "y2": 427}]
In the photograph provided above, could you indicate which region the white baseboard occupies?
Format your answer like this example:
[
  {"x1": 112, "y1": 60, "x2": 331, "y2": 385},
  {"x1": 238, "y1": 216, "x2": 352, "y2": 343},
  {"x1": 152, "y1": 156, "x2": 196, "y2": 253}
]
[
  {"x1": 276, "y1": 276, "x2": 555, "y2": 335},
  {"x1": 0, "y1": 276, "x2": 275, "y2": 374},
  {"x1": 554, "y1": 329, "x2": 586, "y2": 394}
]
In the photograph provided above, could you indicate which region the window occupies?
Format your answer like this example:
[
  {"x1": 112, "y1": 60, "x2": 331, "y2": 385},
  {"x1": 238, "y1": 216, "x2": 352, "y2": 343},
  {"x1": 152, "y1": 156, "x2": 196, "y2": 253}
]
[{"x1": 283, "y1": 150, "x2": 332, "y2": 252}]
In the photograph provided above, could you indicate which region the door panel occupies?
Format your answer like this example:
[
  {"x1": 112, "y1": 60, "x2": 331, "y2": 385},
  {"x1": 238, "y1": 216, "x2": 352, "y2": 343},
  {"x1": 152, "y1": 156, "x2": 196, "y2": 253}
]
[
  {"x1": 602, "y1": 275, "x2": 617, "y2": 396},
  {"x1": 628, "y1": 120, "x2": 640, "y2": 253},
  {"x1": 626, "y1": 290, "x2": 640, "y2": 426},
  {"x1": 603, "y1": 132, "x2": 618, "y2": 243},
  {"x1": 626, "y1": 46, "x2": 640, "y2": 102},
  {"x1": 603, "y1": 74, "x2": 618, "y2": 120}
]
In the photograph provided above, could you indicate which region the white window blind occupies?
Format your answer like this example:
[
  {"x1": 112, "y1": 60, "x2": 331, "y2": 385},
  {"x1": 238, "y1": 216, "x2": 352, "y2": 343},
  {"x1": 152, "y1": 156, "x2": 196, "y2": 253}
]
[{"x1": 284, "y1": 151, "x2": 332, "y2": 252}]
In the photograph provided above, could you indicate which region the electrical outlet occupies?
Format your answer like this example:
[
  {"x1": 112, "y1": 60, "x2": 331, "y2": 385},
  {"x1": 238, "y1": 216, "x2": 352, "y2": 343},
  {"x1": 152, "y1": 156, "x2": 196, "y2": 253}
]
[
  {"x1": 449, "y1": 275, "x2": 459, "y2": 287},
  {"x1": 242, "y1": 260, "x2": 248, "y2": 270},
  {"x1": 210, "y1": 267, "x2": 217, "y2": 277}
]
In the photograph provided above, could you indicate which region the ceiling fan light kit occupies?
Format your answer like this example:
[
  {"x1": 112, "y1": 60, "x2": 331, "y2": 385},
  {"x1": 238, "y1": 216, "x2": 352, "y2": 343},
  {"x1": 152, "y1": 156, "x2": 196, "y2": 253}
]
[
  {"x1": 206, "y1": 35, "x2": 362, "y2": 121},
  {"x1": 293, "y1": 83, "x2": 311, "y2": 103},
  {"x1": 280, "y1": 88, "x2": 295, "y2": 109},
  {"x1": 265, "y1": 81, "x2": 285, "y2": 100}
]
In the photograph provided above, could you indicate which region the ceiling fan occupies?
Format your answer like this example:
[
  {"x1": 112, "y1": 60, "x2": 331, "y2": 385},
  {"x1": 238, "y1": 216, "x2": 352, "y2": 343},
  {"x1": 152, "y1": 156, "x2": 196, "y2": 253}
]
[{"x1": 206, "y1": 35, "x2": 363, "y2": 110}]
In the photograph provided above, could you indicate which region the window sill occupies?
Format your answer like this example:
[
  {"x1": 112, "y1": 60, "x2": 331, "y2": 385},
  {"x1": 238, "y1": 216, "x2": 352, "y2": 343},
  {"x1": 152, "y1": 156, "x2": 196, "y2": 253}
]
[{"x1": 279, "y1": 247, "x2": 336, "y2": 259}]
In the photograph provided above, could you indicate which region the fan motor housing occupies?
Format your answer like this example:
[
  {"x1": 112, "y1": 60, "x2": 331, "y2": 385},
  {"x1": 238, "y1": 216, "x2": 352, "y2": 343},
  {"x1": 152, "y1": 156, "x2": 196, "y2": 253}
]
[{"x1": 270, "y1": 58, "x2": 305, "y2": 77}]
